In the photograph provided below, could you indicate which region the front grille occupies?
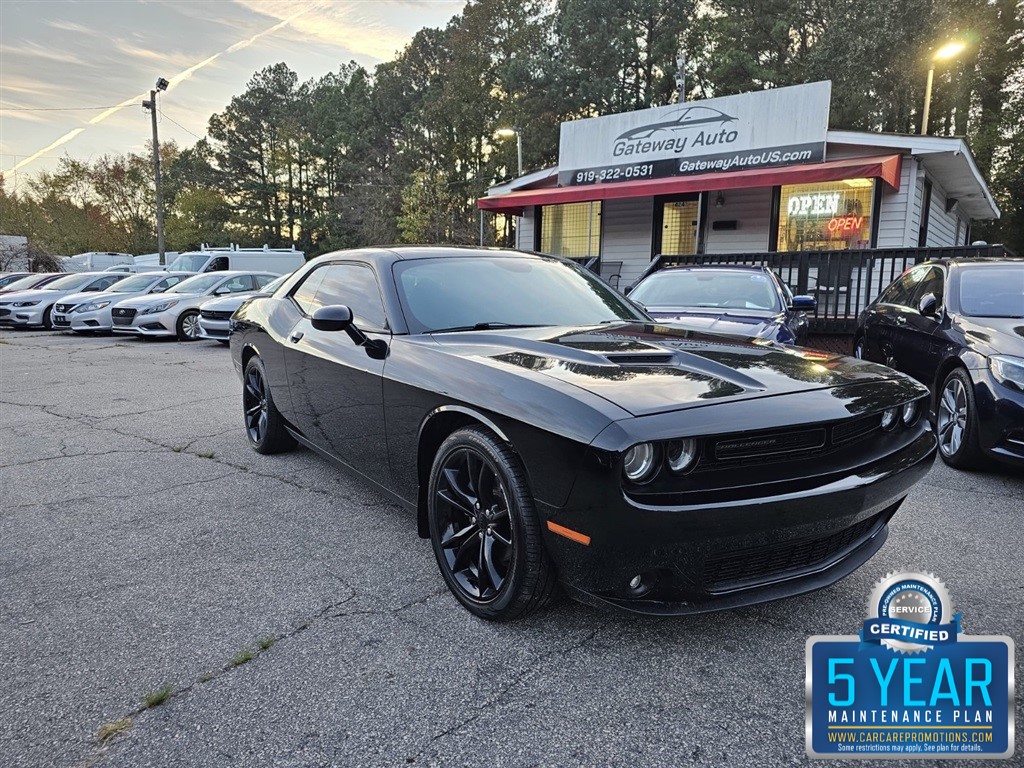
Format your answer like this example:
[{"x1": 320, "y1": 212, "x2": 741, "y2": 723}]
[
  {"x1": 833, "y1": 414, "x2": 881, "y2": 444},
  {"x1": 55, "y1": 303, "x2": 73, "y2": 313},
  {"x1": 0, "y1": 309, "x2": 10, "y2": 318},
  {"x1": 704, "y1": 513, "x2": 882, "y2": 591},
  {"x1": 53, "y1": 316, "x2": 70, "y2": 327},
  {"x1": 112, "y1": 307, "x2": 137, "y2": 325},
  {"x1": 715, "y1": 428, "x2": 826, "y2": 461},
  {"x1": 200, "y1": 310, "x2": 232, "y2": 320}
]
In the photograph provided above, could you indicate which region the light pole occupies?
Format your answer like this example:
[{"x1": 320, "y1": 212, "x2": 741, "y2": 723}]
[
  {"x1": 922, "y1": 41, "x2": 966, "y2": 135},
  {"x1": 495, "y1": 127, "x2": 523, "y2": 177},
  {"x1": 143, "y1": 77, "x2": 169, "y2": 265}
]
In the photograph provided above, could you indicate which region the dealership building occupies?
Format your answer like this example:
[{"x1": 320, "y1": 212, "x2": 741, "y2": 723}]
[{"x1": 479, "y1": 82, "x2": 1003, "y2": 332}]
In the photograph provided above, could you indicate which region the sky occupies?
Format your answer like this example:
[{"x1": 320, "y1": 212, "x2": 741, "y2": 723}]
[{"x1": 0, "y1": 0, "x2": 464, "y2": 189}]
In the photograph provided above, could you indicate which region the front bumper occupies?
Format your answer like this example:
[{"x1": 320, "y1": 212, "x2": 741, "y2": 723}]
[
  {"x1": 970, "y1": 367, "x2": 1024, "y2": 465},
  {"x1": 543, "y1": 427, "x2": 937, "y2": 615},
  {"x1": 2, "y1": 304, "x2": 48, "y2": 327},
  {"x1": 111, "y1": 309, "x2": 177, "y2": 336},
  {"x1": 69, "y1": 308, "x2": 113, "y2": 332},
  {"x1": 197, "y1": 315, "x2": 231, "y2": 341}
]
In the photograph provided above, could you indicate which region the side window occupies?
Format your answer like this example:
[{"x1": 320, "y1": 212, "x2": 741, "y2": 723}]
[
  {"x1": 879, "y1": 268, "x2": 927, "y2": 308},
  {"x1": 219, "y1": 275, "x2": 255, "y2": 294},
  {"x1": 255, "y1": 274, "x2": 277, "y2": 289},
  {"x1": 311, "y1": 263, "x2": 389, "y2": 331},
  {"x1": 162, "y1": 276, "x2": 185, "y2": 290},
  {"x1": 291, "y1": 269, "x2": 327, "y2": 315},
  {"x1": 206, "y1": 256, "x2": 229, "y2": 272},
  {"x1": 912, "y1": 266, "x2": 944, "y2": 307}
]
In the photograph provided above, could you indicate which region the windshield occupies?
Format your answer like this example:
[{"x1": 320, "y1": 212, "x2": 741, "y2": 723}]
[
  {"x1": 394, "y1": 256, "x2": 646, "y2": 334},
  {"x1": 167, "y1": 253, "x2": 212, "y2": 272},
  {"x1": 630, "y1": 269, "x2": 782, "y2": 313},
  {"x1": 959, "y1": 266, "x2": 1024, "y2": 318},
  {"x1": 3, "y1": 274, "x2": 51, "y2": 292},
  {"x1": 44, "y1": 273, "x2": 97, "y2": 291},
  {"x1": 110, "y1": 274, "x2": 162, "y2": 292},
  {"x1": 261, "y1": 274, "x2": 288, "y2": 294},
  {"x1": 166, "y1": 273, "x2": 224, "y2": 294}
]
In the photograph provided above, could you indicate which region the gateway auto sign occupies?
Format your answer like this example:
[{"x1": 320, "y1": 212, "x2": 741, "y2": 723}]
[{"x1": 558, "y1": 81, "x2": 831, "y2": 187}]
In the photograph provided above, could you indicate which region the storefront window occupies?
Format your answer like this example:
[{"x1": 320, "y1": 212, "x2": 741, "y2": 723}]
[
  {"x1": 777, "y1": 179, "x2": 875, "y2": 251},
  {"x1": 539, "y1": 202, "x2": 601, "y2": 258}
]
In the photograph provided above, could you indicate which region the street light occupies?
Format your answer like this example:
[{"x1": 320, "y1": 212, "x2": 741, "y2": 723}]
[
  {"x1": 921, "y1": 41, "x2": 966, "y2": 136},
  {"x1": 143, "y1": 76, "x2": 169, "y2": 265},
  {"x1": 495, "y1": 127, "x2": 523, "y2": 177}
]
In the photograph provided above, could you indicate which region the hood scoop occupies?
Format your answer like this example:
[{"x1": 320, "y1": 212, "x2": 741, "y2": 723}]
[{"x1": 604, "y1": 352, "x2": 675, "y2": 365}]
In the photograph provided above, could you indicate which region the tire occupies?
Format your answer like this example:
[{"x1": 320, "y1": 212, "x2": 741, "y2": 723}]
[
  {"x1": 42, "y1": 305, "x2": 54, "y2": 330},
  {"x1": 935, "y1": 368, "x2": 983, "y2": 469},
  {"x1": 242, "y1": 355, "x2": 296, "y2": 455},
  {"x1": 176, "y1": 310, "x2": 201, "y2": 341},
  {"x1": 852, "y1": 335, "x2": 865, "y2": 359},
  {"x1": 427, "y1": 427, "x2": 556, "y2": 621}
]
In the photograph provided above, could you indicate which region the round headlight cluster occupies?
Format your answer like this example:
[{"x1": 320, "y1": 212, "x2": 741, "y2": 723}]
[
  {"x1": 622, "y1": 443, "x2": 656, "y2": 483},
  {"x1": 667, "y1": 438, "x2": 698, "y2": 473},
  {"x1": 622, "y1": 438, "x2": 700, "y2": 483},
  {"x1": 880, "y1": 407, "x2": 899, "y2": 431},
  {"x1": 901, "y1": 400, "x2": 919, "y2": 426}
]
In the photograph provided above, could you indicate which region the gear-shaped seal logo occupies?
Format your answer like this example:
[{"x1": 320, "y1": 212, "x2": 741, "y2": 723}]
[{"x1": 862, "y1": 571, "x2": 960, "y2": 653}]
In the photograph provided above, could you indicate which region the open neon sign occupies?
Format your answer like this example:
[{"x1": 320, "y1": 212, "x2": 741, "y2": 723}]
[
  {"x1": 827, "y1": 215, "x2": 864, "y2": 234},
  {"x1": 787, "y1": 192, "x2": 840, "y2": 217}
]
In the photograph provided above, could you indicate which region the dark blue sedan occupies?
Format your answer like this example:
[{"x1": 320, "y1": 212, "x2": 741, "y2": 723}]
[
  {"x1": 854, "y1": 258, "x2": 1024, "y2": 469},
  {"x1": 627, "y1": 265, "x2": 816, "y2": 345}
]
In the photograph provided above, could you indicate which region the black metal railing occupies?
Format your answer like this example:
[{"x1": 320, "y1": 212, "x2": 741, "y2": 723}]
[{"x1": 629, "y1": 244, "x2": 1015, "y2": 334}]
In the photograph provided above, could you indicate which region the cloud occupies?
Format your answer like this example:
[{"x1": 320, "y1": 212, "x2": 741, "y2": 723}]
[
  {"x1": 43, "y1": 19, "x2": 103, "y2": 36},
  {"x1": 0, "y1": 40, "x2": 93, "y2": 67}
]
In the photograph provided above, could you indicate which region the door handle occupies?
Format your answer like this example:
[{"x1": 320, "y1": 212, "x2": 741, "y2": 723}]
[{"x1": 289, "y1": 331, "x2": 304, "y2": 343}]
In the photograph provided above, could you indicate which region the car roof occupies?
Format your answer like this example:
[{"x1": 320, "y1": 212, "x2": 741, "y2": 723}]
[{"x1": 920, "y1": 257, "x2": 1023, "y2": 268}]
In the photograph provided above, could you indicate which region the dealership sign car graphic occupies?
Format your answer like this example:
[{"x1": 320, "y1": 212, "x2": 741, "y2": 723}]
[
  {"x1": 806, "y1": 572, "x2": 1015, "y2": 759},
  {"x1": 559, "y1": 81, "x2": 831, "y2": 186}
]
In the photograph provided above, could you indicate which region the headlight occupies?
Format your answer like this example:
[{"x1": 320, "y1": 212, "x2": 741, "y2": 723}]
[
  {"x1": 139, "y1": 300, "x2": 178, "y2": 315},
  {"x1": 622, "y1": 442, "x2": 657, "y2": 483},
  {"x1": 76, "y1": 301, "x2": 110, "y2": 313},
  {"x1": 901, "y1": 400, "x2": 919, "y2": 426},
  {"x1": 880, "y1": 407, "x2": 899, "y2": 431},
  {"x1": 13, "y1": 300, "x2": 39, "y2": 307},
  {"x1": 666, "y1": 438, "x2": 698, "y2": 473},
  {"x1": 990, "y1": 355, "x2": 1024, "y2": 390}
]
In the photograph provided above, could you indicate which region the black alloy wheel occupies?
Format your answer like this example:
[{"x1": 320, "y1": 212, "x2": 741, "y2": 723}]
[
  {"x1": 935, "y1": 368, "x2": 982, "y2": 469},
  {"x1": 427, "y1": 427, "x2": 555, "y2": 621},
  {"x1": 177, "y1": 310, "x2": 201, "y2": 341},
  {"x1": 242, "y1": 356, "x2": 296, "y2": 455}
]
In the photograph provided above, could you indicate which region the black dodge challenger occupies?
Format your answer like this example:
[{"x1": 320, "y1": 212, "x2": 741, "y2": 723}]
[{"x1": 230, "y1": 247, "x2": 936, "y2": 620}]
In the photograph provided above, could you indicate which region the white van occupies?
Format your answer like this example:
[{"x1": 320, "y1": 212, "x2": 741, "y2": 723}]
[
  {"x1": 61, "y1": 252, "x2": 134, "y2": 272},
  {"x1": 166, "y1": 244, "x2": 305, "y2": 275}
]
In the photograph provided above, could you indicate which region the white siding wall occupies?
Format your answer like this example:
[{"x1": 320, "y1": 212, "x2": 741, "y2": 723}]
[
  {"x1": 515, "y1": 208, "x2": 536, "y2": 251},
  {"x1": 703, "y1": 187, "x2": 773, "y2": 253},
  {"x1": 601, "y1": 197, "x2": 655, "y2": 287},
  {"x1": 875, "y1": 159, "x2": 917, "y2": 248},
  {"x1": 924, "y1": 179, "x2": 960, "y2": 248}
]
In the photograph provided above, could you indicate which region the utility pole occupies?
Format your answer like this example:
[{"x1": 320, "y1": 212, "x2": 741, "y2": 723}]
[
  {"x1": 675, "y1": 47, "x2": 686, "y2": 103},
  {"x1": 143, "y1": 77, "x2": 169, "y2": 265}
]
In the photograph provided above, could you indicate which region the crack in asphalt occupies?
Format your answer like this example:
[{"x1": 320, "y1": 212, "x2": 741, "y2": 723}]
[{"x1": 407, "y1": 620, "x2": 614, "y2": 764}]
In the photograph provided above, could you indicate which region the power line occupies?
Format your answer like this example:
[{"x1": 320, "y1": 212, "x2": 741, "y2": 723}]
[
  {"x1": 0, "y1": 105, "x2": 127, "y2": 112},
  {"x1": 158, "y1": 109, "x2": 205, "y2": 141}
]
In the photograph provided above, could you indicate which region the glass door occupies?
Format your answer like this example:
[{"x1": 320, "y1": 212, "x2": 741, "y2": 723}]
[{"x1": 656, "y1": 196, "x2": 700, "y2": 255}]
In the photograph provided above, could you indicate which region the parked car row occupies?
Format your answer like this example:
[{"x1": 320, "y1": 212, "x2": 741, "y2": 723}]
[{"x1": 0, "y1": 270, "x2": 284, "y2": 342}]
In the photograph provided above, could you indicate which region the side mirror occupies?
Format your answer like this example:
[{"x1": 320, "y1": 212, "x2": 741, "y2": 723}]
[
  {"x1": 790, "y1": 295, "x2": 816, "y2": 312},
  {"x1": 311, "y1": 304, "x2": 388, "y2": 359},
  {"x1": 918, "y1": 292, "x2": 939, "y2": 317}
]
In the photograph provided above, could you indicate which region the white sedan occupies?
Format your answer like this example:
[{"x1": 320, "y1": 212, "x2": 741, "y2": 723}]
[
  {"x1": 197, "y1": 273, "x2": 289, "y2": 344},
  {"x1": 111, "y1": 271, "x2": 280, "y2": 341},
  {"x1": 0, "y1": 272, "x2": 128, "y2": 329},
  {"x1": 53, "y1": 272, "x2": 195, "y2": 332}
]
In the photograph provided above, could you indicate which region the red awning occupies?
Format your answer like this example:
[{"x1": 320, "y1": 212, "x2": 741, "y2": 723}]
[{"x1": 478, "y1": 154, "x2": 902, "y2": 214}]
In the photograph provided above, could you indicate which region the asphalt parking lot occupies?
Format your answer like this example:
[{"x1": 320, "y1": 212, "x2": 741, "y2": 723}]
[{"x1": 1, "y1": 329, "x2": 1021, "y2": 768}]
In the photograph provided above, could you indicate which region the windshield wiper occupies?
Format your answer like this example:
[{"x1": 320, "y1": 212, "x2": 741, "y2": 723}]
[{"x1": 431, "y1": 322, "x2": 547, "y2": 334}]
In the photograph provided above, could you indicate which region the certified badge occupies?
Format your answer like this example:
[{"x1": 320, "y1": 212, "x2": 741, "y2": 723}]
[{"x1": 806, "y1": 571, "x2": 1014, "y2": 759}]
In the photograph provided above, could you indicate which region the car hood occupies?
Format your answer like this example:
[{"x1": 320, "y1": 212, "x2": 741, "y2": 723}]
[
  {"x1": 644, "y1": 308, "x2": 780, "y2": 338},
  {"x1": 62, "y1": 289, "x2": 157, "y2": 307},
  {"x1": 956, "y1": 315, "x2": 1024, "y2": 358},
  {"x1": 0, "y1": 288, "x2": 72, "y2": 304},
  {"x1": 429, "y1": 322, "x2": 907, "y2": 417},
  {"x1": 200, "y1": 292, "x2": 257, "y2": 312},
  {"x1": 118, "y1": 292, "x2": 204, "y2": 309}
]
